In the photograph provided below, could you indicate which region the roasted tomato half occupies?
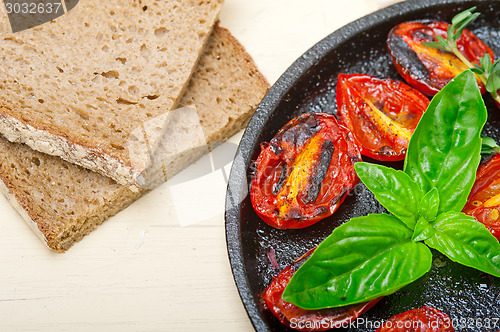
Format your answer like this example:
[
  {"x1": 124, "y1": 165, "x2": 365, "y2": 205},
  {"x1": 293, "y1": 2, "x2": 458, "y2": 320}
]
[
  {"x1": 387, "y1": 20, "x2": 494, "y2": 96},
  {"x1": 262, "y1": 248, "x2": 381, "y2": 331},
  {"x1": 336, "y1": 74, "x2": 429, "y2": 161},
  {"x1": 250, "y1": 112, "x2": 361, "y2": 229},
  {"x1": 463, "y1": 153, "x2": 500, "y2": 241},
  {"x1": 376, "y1": 306, "x2": 455, "y2": 332}
]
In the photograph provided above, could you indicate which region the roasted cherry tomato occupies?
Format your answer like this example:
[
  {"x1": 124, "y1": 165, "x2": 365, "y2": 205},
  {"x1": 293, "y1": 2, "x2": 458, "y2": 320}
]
[
  {"x1": 376, "y1": 306, "x2": 455, "y2": 332},
  {"x1": 250, "y1": 112, "x2": 361, "y2": 229},
  {"x1": 336, "y1": 74, "x2": 429, "y2": 161},
  {"x1": 387, "y1": 20, "x2": 494, "y2": 96},
  {"x1": 463, "y1": 153, "x2": 500, "y2": 241},
  {"x1": 262, "y1": 248, "x2": 381, "y2": 331}
]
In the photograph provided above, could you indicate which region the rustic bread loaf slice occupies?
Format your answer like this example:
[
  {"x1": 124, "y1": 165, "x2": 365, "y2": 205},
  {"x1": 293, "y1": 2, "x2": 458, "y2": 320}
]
[
  {"x1": 0, "y1": 0, "x2": 223, "y2": 187},
  {"x1": 0, "y1": 25, "x2": 269, "y2": 252}
]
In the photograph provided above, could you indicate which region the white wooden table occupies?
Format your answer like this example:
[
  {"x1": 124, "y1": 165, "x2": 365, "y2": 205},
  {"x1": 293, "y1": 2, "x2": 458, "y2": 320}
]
[{"x1": 0, "y1": 1, "x2": 400, "y2": 331}]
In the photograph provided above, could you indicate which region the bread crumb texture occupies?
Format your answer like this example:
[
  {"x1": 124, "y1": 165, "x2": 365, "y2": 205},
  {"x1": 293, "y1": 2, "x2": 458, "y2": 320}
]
[
  {"x1": 0, "y1": 0, "x2": 223, "y2": 184},
  {"x1": 0, "y1": 25, "x2": 269, "y2": 252}
]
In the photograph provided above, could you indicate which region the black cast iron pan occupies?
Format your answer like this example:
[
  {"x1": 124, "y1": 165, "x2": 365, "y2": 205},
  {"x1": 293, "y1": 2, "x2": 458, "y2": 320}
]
[{"x1": 225, "y1": 1, "x2": 500, "y2": 331}]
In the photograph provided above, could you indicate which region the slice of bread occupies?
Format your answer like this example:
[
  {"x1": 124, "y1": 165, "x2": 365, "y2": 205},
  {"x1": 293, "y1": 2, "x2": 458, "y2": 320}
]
[
  {"x1": 0, "y1": 0, "x2": 223, "y2": 187},
  {"x1": 0, "y1": 25, "x2": 269, "y2": 252}
]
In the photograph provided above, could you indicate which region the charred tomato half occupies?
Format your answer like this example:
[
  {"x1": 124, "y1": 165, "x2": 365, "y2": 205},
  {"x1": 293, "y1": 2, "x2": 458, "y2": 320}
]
[{"x1": 250, "y1": 112, "x2": 360, "y2": 229}]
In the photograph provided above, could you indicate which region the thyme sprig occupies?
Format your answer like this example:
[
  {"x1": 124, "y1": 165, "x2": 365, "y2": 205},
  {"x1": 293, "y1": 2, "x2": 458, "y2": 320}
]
[{"x1": 422, "y1": 7, "x2": 500, "y2": 105}]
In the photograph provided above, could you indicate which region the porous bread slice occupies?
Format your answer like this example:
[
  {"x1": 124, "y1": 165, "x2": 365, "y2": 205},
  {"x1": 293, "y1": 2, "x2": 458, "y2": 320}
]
[
  {"x1": 0, "y1": 25, "x2": 269, "y2": 252},
  {"x1": 0, "y1": 0, "x2": 223, "y2": 187},
  {"x1": 137, "y1": 25, "x2": 270, "y2": 187}
]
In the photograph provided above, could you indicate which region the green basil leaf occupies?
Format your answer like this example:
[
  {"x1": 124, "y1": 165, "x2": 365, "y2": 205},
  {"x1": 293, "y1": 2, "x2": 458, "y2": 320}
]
[
  {"x1": 419, "y1": 187, "x2": 439, "y2": 221},
  {"x1": 412, "y1": 217, "x2": 435, "y2": 242},
  {"x1": 486, "y1": 71, "x2": 500, "y2": 94},
  {"x1": 425, "y1": 212, "x2": 500, "y2": 277},
  {"x1": 354, "y1": 162, "x2": 423, "y2": 229},
  {"x1": 451, "y1": 7, "x2": 477, "y2": 27},
  {"x1": 470, "y1": 66, "x2": 485, "y2": 75},
  {"x1": 435, "y1": 35, "x2": 452, "y2": 51},
  {"x1": 282, "y1": 214, "x2": 432, "y2": 309},
  {"x1": 404, "y1": 70, "x2": 487, "y2": 214}
]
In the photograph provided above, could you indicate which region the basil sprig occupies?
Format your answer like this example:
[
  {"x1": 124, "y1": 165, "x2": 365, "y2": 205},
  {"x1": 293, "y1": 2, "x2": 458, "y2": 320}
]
[{"x1": 282, "y1": 70, "x2": 500, "y2": 309}]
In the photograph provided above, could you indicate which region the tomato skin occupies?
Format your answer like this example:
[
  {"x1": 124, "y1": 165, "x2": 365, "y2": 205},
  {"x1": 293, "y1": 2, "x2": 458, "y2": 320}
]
[
  {"x1": 336, "y1": 74, "x2": 429, "y2": 161},
  {"x1": 262, "y1": 248, "x2": 381, "y2": 331},
  {"x1": 387, "y1": 20, "x2": 494, "y2": 96},
  {"x1": 376, "y1": 306, "x2": 455, "y2": 332},
  {"x1": 250, "y1": 112, "x2": 361, "y2": 229},
  {"x1": 463, "y1": 153, "x2": 500, "y2": 241}
]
